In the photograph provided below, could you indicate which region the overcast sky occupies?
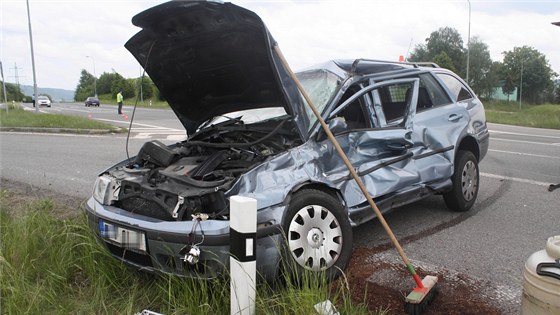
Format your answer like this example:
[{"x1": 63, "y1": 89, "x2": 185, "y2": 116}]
[{"x1": 1, "y1": 0, "x2": 560, "y2": 92}]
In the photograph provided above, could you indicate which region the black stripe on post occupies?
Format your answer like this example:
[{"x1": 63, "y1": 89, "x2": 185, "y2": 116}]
[{"x1": 230, "y1": 228, "x2": 256, "y2": 262}]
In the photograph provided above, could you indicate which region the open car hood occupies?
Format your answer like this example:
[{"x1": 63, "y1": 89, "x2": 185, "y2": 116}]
[{"x1": 125, "y1": 0, "x2": 309, "y2": 139}]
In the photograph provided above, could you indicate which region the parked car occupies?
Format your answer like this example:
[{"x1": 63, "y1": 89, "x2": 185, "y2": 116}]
[
  {"x1": 37, "y1": 95, "x2": 51, "y2": 107},
  {"x1": 85, "y1": 96, "x2": 100, "y2": 107},
  {"x1": 85, "y1": 1, "x2": 489, "y2": 281}
]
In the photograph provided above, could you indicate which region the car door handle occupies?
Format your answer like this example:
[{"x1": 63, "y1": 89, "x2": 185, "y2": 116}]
[
  {"x1": 387, "y1": 142, "x2": 410, "y2": 150},
  {"x1": 448, "y1": 114, "x2": 463, "y2": 122}
]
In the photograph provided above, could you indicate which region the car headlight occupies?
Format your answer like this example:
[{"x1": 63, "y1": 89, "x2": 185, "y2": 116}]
[{"x1": 93, "y1": 175, "x2": 118, "y2": 205}]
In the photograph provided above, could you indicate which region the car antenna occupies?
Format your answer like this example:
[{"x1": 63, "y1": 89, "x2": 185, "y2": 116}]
[{"x1": 126, "y1": 41, "x2": 156, "y2": 162}]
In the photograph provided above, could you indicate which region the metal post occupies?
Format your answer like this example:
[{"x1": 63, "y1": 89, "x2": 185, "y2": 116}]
[
  {"x1": 86, "y1": 55, "x2": 97, "y2": 96},
  {"x1": 466, "y1": 0, "x2": 471, "y2": 84},
  {"x1": 230, "y1": 196, "x2": 256, "y2": 315},
  {"x1": 26, "y1": 0, "x2": 38, "y2": 113},
  {"x1": 519, "y1": 61, "x2": 523, "y2": 110},
  {"x1": 1, "y1": 61, "x2": 8, "y2": 113}
]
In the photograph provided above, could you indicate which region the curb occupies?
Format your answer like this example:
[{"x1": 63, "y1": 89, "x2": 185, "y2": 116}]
[{"x1": 0, "y1": 127, "x2": 125, "y2": 134}]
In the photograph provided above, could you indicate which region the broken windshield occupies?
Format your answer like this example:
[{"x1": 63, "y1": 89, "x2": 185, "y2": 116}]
[{"x1": 296, "y1": 69, "x2": 341, "y2": 131}]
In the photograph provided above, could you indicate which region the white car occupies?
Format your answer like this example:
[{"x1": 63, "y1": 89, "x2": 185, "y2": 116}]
[{"x1": 37, "y1": 96, "x2": 51, "y2": 107}]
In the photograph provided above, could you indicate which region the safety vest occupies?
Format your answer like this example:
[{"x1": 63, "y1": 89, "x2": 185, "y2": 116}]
[{"x1": 117, "y1": 93, "x2": 123, "y2": 102}]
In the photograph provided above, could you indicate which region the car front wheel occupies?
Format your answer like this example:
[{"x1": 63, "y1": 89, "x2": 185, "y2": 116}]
[
  {"x1": 282, "y1": 188, "x2": 352, "y2": 281},
  {"x1": 443, "y1": 150, "x2": 479, "y2": 212}
]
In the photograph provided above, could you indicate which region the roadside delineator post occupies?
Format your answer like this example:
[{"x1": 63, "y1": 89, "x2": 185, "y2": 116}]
[{"x1": 230, "y1": 196, "x2": 257, "y2": 315}]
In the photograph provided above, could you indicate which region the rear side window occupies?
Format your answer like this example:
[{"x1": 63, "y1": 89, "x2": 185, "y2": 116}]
[
  {"x1": 418, "y1": 74, "x2": 451, "y2": 108},
  {"x1": 436, "y1": 73, "x2": 473, "y2": 102}
]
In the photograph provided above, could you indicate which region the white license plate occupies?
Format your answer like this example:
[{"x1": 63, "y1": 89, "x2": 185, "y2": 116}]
[{"x1": 99, "y1": 220, "x2": 147, "y2": 252}]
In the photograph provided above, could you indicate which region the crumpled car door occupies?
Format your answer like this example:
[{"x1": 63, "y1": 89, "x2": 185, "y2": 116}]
[{"x1": 320, "y1": 78, "x2": 421, "y2": 208}]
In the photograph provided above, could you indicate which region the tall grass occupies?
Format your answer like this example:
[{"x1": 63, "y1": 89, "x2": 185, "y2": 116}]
[
  {"x1": 0, "y1": 190, "x2": 376, "y2": 314},
  {"x1": 484, "y1": 100, "x2": 560, "y2": 129},
  {"x1": 0, "y1": 106, "x2": 118, "y2": 130}
]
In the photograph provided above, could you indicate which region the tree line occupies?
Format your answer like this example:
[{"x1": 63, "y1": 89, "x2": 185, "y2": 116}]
[
  {"x1": 4, "y1": 26, "x2": 559, "y2": 105},
  {"x1": 74, "y1": 69, "x2": 162, "y2": 102},
  {"x1": 408, "y1": 26, "x2": 558, "y2": 104}
]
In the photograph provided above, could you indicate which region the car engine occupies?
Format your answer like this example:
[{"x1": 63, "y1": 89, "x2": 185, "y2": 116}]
[{"x1": 107, "y1": 117, "x2": 301, "y2": 221}]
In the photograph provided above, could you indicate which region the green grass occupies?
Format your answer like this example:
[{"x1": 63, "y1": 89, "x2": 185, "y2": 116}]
[
  {"x1": 97, "y1": 94, "x2": 171, "y2": 109},
  {"x1": 0, "y1": 190, "x2": 378, "y2": 314},
  {"x1": 484, "y1": 101, "x2": 560, "y2": 129},
  {"x1": 0, "y1": 106, "x2": 122, "y2": 131}
]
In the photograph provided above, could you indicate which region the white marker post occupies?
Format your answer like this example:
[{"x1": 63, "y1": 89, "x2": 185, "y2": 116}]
[{"x1": 230, "y1": 196, "x2": 257, "y2": 315}]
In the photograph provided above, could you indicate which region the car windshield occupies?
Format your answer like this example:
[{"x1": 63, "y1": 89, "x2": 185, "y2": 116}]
[
  {"x1": 295, "y1": 69, "x2": 341, "y2": 131},
  {"x1": 38, "y1": 96, "x2": 48, "y2": 100},
  {"x1": 198, "y1": 107, "x2": 288, "y2": 130}
]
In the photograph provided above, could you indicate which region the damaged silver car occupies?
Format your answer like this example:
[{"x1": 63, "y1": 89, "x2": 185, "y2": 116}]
[{"x1": 85, "y1": 0, "x2": 489, "y2": 280}]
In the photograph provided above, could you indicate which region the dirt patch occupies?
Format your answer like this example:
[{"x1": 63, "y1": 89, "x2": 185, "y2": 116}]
[
  {"x1": 0, "y1": 178, "x2": 84, "y2": 218},
  {"x1": 340, "y1": 246, "x2": 515, "y2": 314}
]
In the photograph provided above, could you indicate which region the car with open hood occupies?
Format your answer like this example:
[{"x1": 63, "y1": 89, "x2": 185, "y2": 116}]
[{"x1": 85, "y1": 0, "x2": 489, "y2": 281}]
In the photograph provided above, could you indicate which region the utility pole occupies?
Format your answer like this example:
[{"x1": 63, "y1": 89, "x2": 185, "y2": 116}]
[
  {"x1": 86, "y1": 55, "x2": 97, "y2": 96},
  {"x1": 519, "y1": 60, "x2": 523, "y2": 110},
  {"x1": 1, "y1": 61, "x2": 8, "y2": 112},
  {"x1": 26, "y1": 0, "x2": 39, "y2": 113},
  {"x1": 9, "y1": 63, "x2": 23, "y2": 101}
]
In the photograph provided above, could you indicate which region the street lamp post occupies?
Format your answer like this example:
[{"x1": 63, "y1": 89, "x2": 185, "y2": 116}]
[
  {"x1": 466, "y1": 0, "x2": 471, "y2": 84},
  {"x1": 86, "y1": 55, "x2": 97, "y2": 97},
  {"x1": 26, "y1": 0, "x2": 39, "y2": 113}
]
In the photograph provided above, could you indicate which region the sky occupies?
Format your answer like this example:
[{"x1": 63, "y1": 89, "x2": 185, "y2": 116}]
[{"x1": 1, "y1": 0, "x2": 560, "y2": 92}]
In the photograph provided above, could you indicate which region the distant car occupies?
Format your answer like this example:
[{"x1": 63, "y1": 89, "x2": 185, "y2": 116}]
[
  {"x1": 85, "y1": 97, "x2": 100, "y2": 107},
  {"x1": 37, "y1": 96, "x2": 51, "y2": 107}
]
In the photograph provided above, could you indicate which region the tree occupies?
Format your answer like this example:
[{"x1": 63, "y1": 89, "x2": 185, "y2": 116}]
[
  {"x1": 96, "y1": 72, "x2": 120, "y2": 95},
  {"x1": 466, "y1": 37, "x2": 494, "y2": 98},
  {"x1": 111, "y1": 73, "x2": 134, "y2": 99},
  {"x1": 0, "y1": 81, "x2": 25, "y2": 102},
  {"x1": 432, "y1": 51, "x2": 456, "y2": 72},
  {"x1": 409, "y1": 27, "x2": 465, "y2": 75},
  {"x1": 136, "y1": 75, "x2": 154, "y2": 100},
  {"x1": 502, "y1": 75, "x2": 516, "y2": 103},
  {"x1": 74, "y1": 69, "x2": 95, "y2": 101},
  {"x1": 502, "y1": 46, "x2": 556, "y2": 104}
]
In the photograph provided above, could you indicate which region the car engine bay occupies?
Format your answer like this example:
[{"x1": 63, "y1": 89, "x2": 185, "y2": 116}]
[{"x1": 107, "y1": 117, "x2": 302, "y2": 221}]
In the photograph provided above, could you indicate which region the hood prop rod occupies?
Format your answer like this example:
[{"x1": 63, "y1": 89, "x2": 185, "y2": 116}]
[{"x1": 272, "y1": 43, "x2": 438, "y2": 312}]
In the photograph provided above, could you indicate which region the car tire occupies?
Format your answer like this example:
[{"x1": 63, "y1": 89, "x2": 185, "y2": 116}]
[
  {"x1": 443, "y1": 150, "x2": 479, "y2": 212},
  {"x1": 281, "y1": 188, "x2": 352, "y2": 281}
]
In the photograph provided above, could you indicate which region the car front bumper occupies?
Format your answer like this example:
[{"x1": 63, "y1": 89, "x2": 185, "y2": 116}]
[{"x1": 84, "y1": 197, "x2": 283, "y2": 279}]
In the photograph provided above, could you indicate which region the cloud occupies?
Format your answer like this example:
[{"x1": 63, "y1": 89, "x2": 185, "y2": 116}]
[{"x1": 1, "y1": 0, "x2": 559, "y2": 91}]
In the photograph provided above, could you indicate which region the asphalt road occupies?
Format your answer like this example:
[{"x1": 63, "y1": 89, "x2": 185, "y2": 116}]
[{"x1": 2, "y1": 103, "x2": 559, "y2": 311}]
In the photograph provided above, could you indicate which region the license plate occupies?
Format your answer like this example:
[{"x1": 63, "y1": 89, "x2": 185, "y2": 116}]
[{"x1": 99, "y1": 220, "x2": 147, "y2": 253}]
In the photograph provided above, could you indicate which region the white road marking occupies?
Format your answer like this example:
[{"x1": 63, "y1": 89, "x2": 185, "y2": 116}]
[
  {"x1": 488, "y1": 149, "x2": 560, "y2": 160},
  {"x1": 490, "y1": 137, "x2": 560, "y2": 146},
  {"x1": 490, "y1": 129, "x2": 560, "y2": 139},
  {"x1": 480, "y1": 172, "x2": 551, "y2": 187}
]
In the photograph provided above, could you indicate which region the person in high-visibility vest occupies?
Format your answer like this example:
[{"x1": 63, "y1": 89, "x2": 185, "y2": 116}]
[{"x1": 117, "y1": 90, "x2": 123, "y2": 114}]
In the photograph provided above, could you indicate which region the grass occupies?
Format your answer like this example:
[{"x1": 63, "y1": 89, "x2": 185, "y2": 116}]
[
  {"x1": 0, "y1": 106, "x2": 123, "y2": 131},
  {"x1": 0, "y1": 189, "x2": 378, "y2": 314},
  {"x1": 97, "y1": 94, "x2": 171, "y2": 109},
  {"x1": 483, "y1": 100, "x2": 560, "y2": 129}
]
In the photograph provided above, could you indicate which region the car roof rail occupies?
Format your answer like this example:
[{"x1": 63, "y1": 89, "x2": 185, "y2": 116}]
[
  {"x1": 350, "y1": 58, "x2": 439, "y2": 73},
  {"x1": 407, "y1": 62, "x2": 440, "y2": 68}
]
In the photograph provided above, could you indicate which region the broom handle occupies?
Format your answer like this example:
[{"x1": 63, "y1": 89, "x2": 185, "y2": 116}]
[{"x1": 273, "y1": 45, "x2": 419, "y2": 277}]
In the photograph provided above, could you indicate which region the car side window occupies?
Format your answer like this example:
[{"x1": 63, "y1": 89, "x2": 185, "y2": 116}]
[
  {"x1": 417, "y1": 74, "x2": 451, "y2": 109},
  {"x1": 436, "y1": 73, "x2": 473, "y2": 102},
  {"x1": 375, "y1": 81, "x2": 414, "y2": 126},
  {"x1": 332, "y1": 85, "x2": 371, "y2": 130}
]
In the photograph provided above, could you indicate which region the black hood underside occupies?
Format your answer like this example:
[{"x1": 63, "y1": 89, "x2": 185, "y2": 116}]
[{"x1": 125, "y1": 1, "x2": 304, "y2": 135}]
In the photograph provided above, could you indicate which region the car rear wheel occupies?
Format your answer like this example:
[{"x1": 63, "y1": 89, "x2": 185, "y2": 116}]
[
  {"x1": 281, "y1": 188, "x2": 352, "y2": 281},
  {"x1": 443, "y1": 150, "x2": 479, "y2": 212}
]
